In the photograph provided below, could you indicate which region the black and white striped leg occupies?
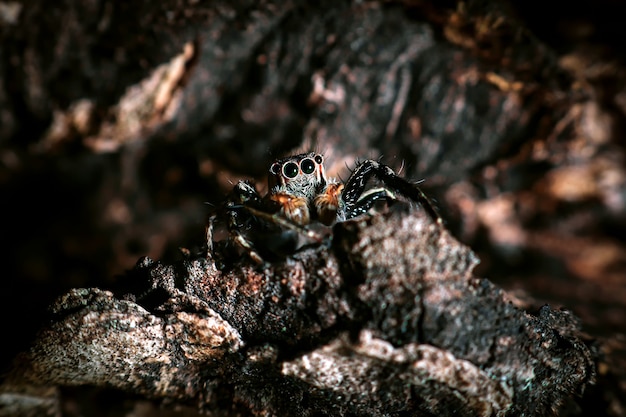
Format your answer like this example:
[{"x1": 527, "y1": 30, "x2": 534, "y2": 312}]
[{"x1": 341, "y1": 160, "x2": 442, "y2": 225}]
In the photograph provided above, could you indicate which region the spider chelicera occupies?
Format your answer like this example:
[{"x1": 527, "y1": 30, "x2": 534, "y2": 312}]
[{"x1": 220, "y1": 152, "x2": 442, "y2": 264}]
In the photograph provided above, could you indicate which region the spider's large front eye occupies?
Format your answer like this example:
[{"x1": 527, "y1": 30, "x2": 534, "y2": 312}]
[
  {"x1": 300, "y1": 158, "x2": 315, "y2": 174},
  {"x1": 282, "y1": 162, "x2": 299, "y2": 179}
]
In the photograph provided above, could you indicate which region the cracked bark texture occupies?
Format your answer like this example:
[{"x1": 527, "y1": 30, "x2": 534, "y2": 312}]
[
  {"x1": 1, "y1": 0, "x2": 625, "y2": 416},
  {"x1": 8, "y1": 209, "x2": 594, "y2": 416}
]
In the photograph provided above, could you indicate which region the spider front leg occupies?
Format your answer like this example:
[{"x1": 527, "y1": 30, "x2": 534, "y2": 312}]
[
  {"x1": 226, "y1": 181, "x2": 267, "y2": 264},
  {"x1": 227, "y1": 181, "x2": 323, "y2": 264},
  {"x1": 341, "y1": 160, "x2": 443, "y2": 226}
]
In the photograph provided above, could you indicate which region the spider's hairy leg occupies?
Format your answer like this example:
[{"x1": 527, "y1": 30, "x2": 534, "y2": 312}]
[
  {"x1": 226, "y1": 181, "x2": 267, "y2": 264},
  {"x1": 205, "y1": 215, "x2": 216, "y2": 260},
  {"x1": 231, "y1": 231, "x2": 264, "y2": 264},
  {"x1": 231, "y1": 180, "x2": 263, "y2": 206},
  {"x1": 243, "y1": 205, "x2": 324, "y2": 243},
  {"x1": 227, "y1": 181, "x2": 322, "y2": 261},
  {"x1": 342, "y1": 160, "x2": 443, "y2": 225}
]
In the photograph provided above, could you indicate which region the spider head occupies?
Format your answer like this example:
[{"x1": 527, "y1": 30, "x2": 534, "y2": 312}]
[{"x1": 268, "y1": 152, "x2": 327, "y2": 199}]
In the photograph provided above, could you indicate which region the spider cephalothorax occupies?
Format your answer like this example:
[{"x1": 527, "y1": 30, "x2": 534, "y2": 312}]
[{"x1": 223, "y1": 152, "x2": 441, "y2": 263}]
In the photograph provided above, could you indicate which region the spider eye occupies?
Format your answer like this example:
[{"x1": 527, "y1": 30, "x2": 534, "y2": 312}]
[
  {"x1": 300, "y1": 158, "x2": 315, "y2": 174},
  {"x1": 282, "y1": 162, "x2": 299, "y2": 179},
  {"x1": 270, "y1": 162, "x2": 281, "y2": 175},
  {"x1": 314, "y1": 154, "x2": 323, "y2": 164}
]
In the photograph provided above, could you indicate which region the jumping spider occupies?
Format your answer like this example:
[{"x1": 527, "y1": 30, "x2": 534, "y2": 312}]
[{"x1": 220, "y1": 152, "x2": 442, "y2": 263}]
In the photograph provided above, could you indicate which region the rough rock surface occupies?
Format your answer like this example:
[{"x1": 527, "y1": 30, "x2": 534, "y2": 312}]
[{"x1": 5, "y1": 208, "x2": 596, "y2": 416}]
